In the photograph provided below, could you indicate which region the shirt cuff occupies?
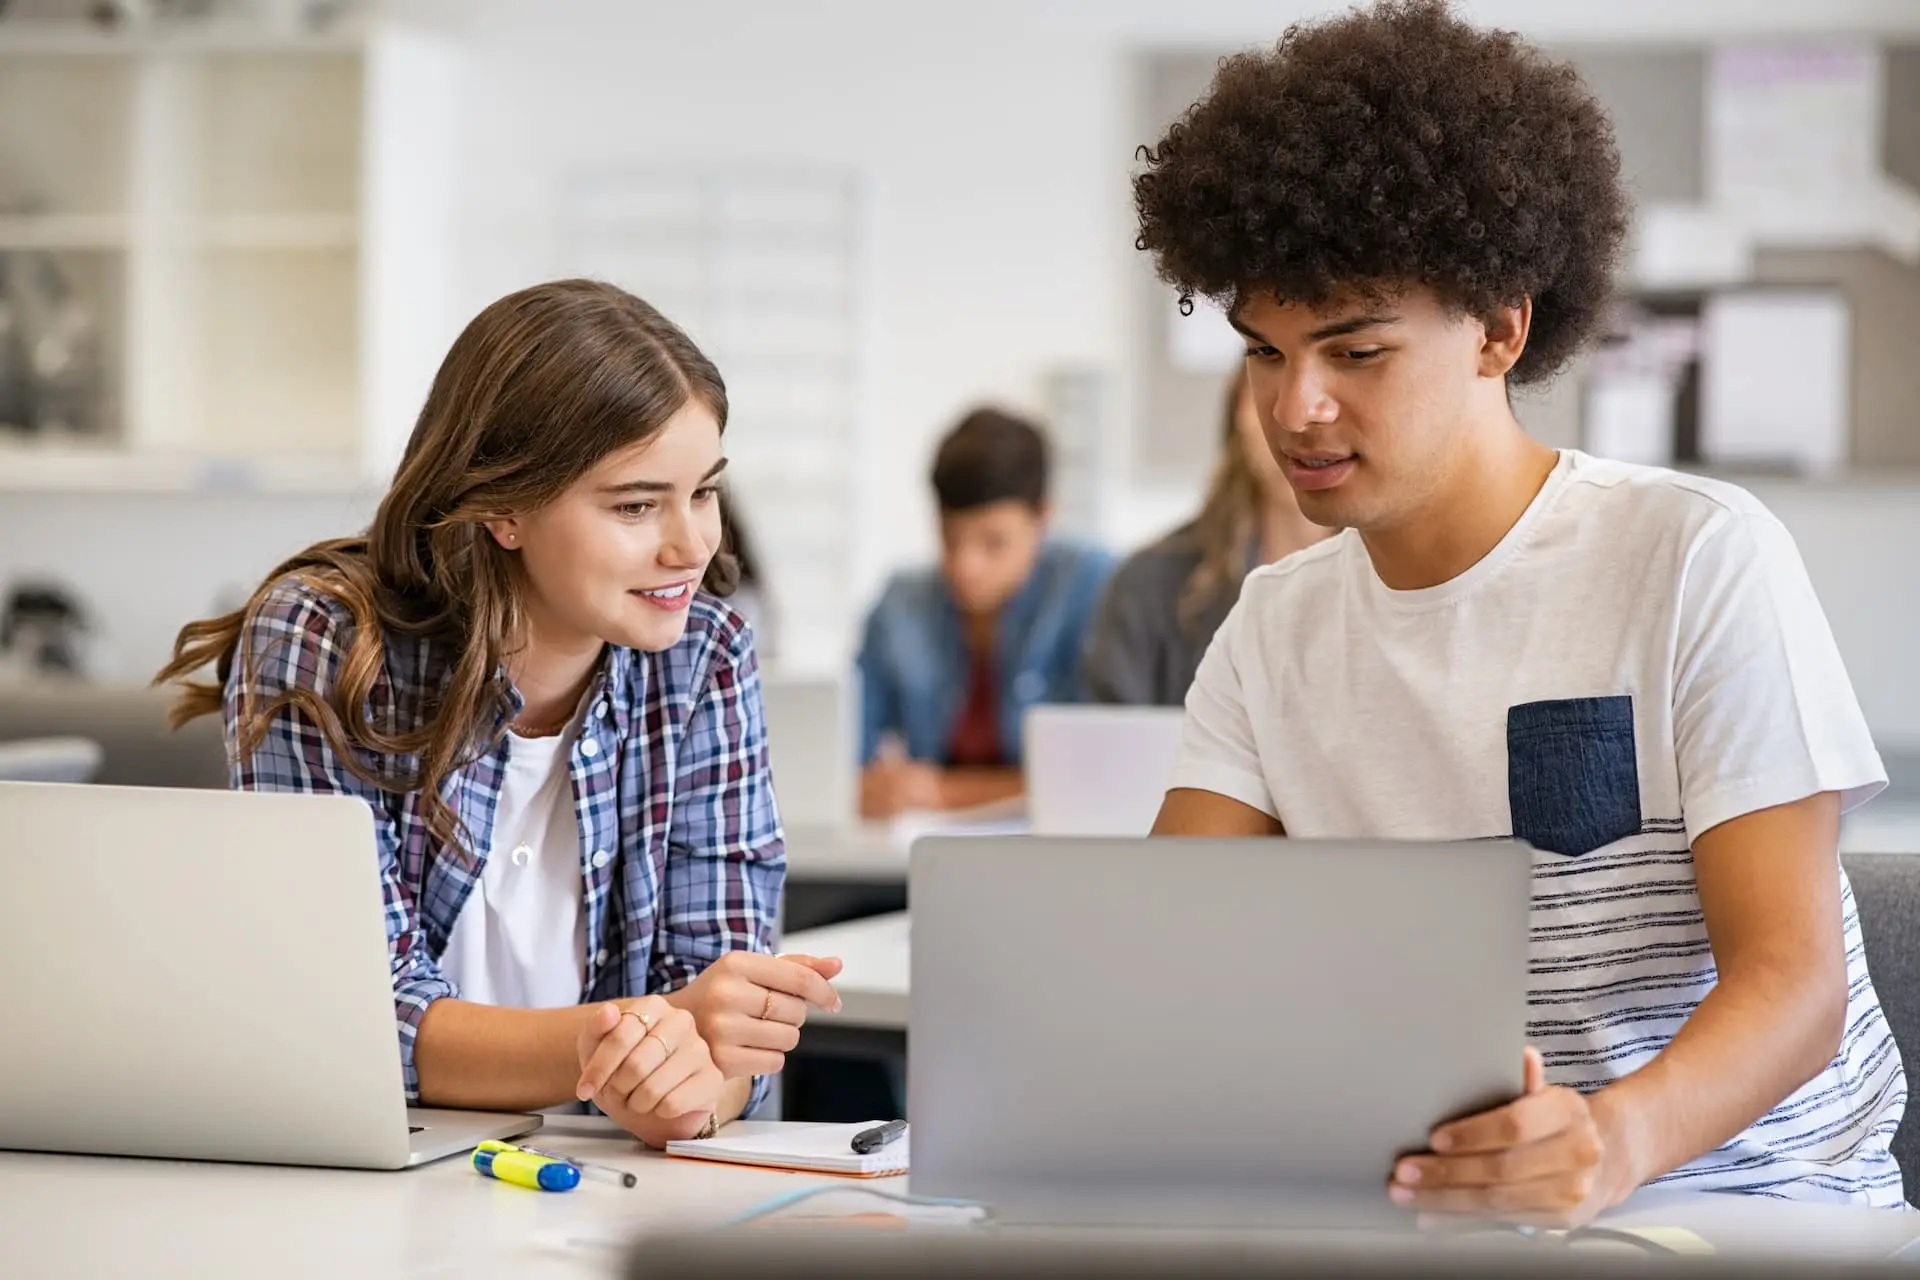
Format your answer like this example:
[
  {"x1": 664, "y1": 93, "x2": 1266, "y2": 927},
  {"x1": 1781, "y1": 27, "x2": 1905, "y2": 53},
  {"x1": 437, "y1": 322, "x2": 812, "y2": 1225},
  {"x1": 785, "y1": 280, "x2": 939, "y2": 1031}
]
[
  {"x1": 1686, "y1": 758, "x2": 1889, "y2": 846},
  {"x1": 1164, "y1": 760, "x2": 1280, "y2": 821},
  {"x1": 744, "y1": 1073, "x2": 773, "y2": 1119},
  {"x1": 394, "y1": 975, "x2": 458, "y2": 1103}
]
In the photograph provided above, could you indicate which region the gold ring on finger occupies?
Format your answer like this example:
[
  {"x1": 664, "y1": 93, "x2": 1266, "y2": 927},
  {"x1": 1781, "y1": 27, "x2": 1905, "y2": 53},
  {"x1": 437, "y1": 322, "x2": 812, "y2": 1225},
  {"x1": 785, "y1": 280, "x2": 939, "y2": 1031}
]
[
  {"x1": 760, "y1": 988, "x2": 776, "y2": 1021},
  {"x1": 646, "y1": 1029, "x2": 675, "y2": 1058},
  {"x1": 622, "y1": 1008, "x2": 654, "y2": 1033}
]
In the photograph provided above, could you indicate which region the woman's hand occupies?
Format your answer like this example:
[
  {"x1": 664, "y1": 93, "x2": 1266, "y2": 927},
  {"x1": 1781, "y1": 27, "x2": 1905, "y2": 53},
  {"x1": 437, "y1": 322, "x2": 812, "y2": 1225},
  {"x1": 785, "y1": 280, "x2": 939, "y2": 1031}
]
[
  {"x1": 664, "y1": 951, "x2": 843, "y2": 1079},
  {"x1": 573, "y1": 997, "x2": 724, "y2": 1146}
]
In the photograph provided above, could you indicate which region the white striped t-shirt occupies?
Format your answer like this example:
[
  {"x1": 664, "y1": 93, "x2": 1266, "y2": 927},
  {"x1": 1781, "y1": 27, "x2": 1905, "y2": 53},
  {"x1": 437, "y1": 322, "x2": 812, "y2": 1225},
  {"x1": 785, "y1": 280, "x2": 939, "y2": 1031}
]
[{"x1": 1171, "y1": 450, "x2": 1905, "y2": 1205}]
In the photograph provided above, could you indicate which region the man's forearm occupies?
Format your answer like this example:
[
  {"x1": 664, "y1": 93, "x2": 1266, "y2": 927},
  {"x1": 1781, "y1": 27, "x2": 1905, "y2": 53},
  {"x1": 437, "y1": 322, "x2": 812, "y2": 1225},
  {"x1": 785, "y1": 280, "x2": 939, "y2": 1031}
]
[
  {"x1": 415, "y1": 998, "x2": 600, "y2": 1111},
  {"x1": 938, "y1": 767, "x2": 1023, "y2": 810},
  {"x1": 1593, "y1": 961, "x2": 1845, "y2": 1190}
]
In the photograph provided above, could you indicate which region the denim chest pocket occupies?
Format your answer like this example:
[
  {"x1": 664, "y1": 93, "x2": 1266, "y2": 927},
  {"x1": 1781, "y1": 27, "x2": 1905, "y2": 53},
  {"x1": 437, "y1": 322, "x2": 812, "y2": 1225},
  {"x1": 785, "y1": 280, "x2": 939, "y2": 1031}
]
[{"x1": 1507, "y1": 696, "x2": 1642, "y2": 857}]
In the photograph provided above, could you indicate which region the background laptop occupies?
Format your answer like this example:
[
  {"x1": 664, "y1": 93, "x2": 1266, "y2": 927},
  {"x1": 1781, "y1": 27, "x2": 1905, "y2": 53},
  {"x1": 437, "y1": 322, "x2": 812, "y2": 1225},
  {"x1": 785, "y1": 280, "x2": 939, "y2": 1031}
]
[
  {"x1": 0, "y1": 781, "x2": 538, "y2": 1168},
  {"x1": 1022, "y1": 705, "x2": 1186, "y2": 836},
  {"x1": 908, "y1": 835, "x2": 1530, "y2": 1225},
  {"x1": 762, "y1": 674, "x2": 858, "y2": 829}
]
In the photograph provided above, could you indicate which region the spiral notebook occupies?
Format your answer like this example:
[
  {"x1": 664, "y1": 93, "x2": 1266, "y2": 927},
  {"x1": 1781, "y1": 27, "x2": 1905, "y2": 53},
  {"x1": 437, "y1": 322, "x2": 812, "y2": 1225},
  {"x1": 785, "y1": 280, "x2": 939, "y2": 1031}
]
[{"x1": 665, "y1": 1122, "x2": 909, "y2": 1177}]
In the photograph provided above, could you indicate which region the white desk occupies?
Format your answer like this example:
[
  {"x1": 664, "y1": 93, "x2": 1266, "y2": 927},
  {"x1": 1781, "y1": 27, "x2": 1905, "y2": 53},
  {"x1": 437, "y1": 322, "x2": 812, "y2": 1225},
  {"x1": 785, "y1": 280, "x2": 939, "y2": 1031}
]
[
  {"x1": 782, "y1": 822, "x2": 909, "y2": 885},
  {"x1": 786, "y1": 910, "x2": 911, "y2": 1030},
  {"x1": 5, "y1": 1119, "x2": 1917, "y2": 1277},
  {"x1": 0, "y1": 1118, "x2": 840, "y2": 1280},
  {"x1": 783, "y1": 803, "x2": 1028, "y2": 886},
  {"x1": 783, "y1": 803, "x2": 1920, "y2": 884}
]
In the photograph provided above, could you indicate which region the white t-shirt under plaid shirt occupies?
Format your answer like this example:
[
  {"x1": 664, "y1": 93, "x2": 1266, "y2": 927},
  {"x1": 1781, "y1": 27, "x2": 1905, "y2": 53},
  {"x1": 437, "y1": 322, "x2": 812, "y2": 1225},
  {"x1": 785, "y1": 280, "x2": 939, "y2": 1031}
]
[{"x1": 1171, "y1": 450, "x2": 1905, "y2": 1204}]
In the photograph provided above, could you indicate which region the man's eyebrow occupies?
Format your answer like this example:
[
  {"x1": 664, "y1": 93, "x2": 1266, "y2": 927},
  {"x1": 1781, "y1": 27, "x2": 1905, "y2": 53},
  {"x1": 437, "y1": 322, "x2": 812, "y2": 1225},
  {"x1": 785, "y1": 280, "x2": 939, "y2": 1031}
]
[
  {"x1": 597, "y1": 456, "x2": 729, "y2": 495},
  {"x1": 1308, "y1": 313, "x2": 1402, "y2": 342},
  {"x1": 1226, "y1": 311, "x2": 1404, "y2": 344},
  {"x1": 1227, "y1": 311, "x2": 1267, "y2": 343}
]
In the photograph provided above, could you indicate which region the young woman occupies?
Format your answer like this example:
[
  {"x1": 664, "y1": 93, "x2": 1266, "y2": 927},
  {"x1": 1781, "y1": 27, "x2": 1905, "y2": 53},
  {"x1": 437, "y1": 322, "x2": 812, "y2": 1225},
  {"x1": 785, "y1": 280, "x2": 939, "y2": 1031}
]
[
  {"x1": 159, "y1": 279, "x2": 840, "y2": 1145},
  {"x1": 1082, "y1": 367, "x2": 1332, "y2": 706}
]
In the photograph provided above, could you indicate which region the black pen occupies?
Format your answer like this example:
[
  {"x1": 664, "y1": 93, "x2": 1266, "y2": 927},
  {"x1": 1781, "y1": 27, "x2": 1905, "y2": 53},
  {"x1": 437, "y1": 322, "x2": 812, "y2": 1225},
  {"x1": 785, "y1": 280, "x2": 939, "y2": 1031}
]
[{"x1": 850, "y1": 1119, "x2": 907, "y2": 1154}]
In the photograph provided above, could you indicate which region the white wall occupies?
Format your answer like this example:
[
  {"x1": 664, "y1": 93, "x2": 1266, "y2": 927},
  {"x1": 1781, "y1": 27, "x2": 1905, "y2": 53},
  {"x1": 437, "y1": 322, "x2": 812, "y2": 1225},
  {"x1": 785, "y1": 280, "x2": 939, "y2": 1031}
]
[
  {"x1": 428, "y1": 0, "x2": 1132, "y2": 599},
  {"x1": 8, "y1": 0, "x2": 1920, "y2": 744},
  {"x1": 418, "y1": 0, "x2": 1920, "y2": 594}
]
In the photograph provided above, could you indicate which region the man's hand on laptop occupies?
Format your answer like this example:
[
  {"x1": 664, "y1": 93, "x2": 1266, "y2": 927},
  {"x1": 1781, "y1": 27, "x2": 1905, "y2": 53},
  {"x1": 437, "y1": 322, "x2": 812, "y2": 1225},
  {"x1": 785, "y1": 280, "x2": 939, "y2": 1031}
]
[
  {"x1": 861, "y1": 751, "x2": 945, "y2": 819},
  {"x1": 664, "y1": 950, "x2": 844, "y2": 1078},
  {"x1": 574, "y1": 997, "x2": 724, "y2": 1146},
  {"x1": 1387, "y1": 1046, "x2": 1638, "y2": 1228}
]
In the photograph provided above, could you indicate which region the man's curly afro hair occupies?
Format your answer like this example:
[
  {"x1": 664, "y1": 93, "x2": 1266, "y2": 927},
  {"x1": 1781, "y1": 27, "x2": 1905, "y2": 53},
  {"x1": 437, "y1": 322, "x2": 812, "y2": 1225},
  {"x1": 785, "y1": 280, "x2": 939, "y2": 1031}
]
[{"x1": 1134, "y1": 0, "x2": 1630, "y2": 386}]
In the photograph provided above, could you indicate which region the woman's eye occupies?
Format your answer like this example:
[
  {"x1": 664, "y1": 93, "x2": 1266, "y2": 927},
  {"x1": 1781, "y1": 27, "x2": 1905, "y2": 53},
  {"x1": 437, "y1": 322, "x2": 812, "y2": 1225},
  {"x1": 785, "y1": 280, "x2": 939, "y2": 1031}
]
[
  {"x1": 616, "y1": 502, "x2": 654, "y2": 518},
  {"x1": 692, "y1": 486, "x2": 719, "y2": 502},
  {"x1": 1344, "y1": 348, "x2": 1386, "y2": 362},
  {"x1": 1244, "y1": 345, "x2": 1280, "y2": 361}
]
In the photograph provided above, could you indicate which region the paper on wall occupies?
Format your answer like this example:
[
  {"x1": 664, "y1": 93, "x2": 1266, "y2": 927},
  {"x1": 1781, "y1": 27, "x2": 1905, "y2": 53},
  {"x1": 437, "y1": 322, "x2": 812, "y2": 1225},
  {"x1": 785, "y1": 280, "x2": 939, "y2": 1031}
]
[
  {"x1": 1708, "y1": 44, "x2": 1882, "y2": 207},
  {"x1": 1585, "y1": 374, "x2": 1677, "y2": 468},
  {"x1": 1634, "y1": 203, "x2": 1752, "y2": 291}
]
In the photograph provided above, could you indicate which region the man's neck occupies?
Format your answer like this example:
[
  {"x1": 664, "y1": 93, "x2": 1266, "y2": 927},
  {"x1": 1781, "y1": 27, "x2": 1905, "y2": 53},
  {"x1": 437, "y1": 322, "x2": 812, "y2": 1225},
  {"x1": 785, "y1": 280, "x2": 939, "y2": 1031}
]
[
  {"x1": 1259, "y1": 498, "x2": 1333, "y2": 565},
  {"x1": 962, "y1": 611, "x2": 997, "y2": 660},
  {"x1": 1360, "y1": 425, "x2": 1560, "y2": 592}
]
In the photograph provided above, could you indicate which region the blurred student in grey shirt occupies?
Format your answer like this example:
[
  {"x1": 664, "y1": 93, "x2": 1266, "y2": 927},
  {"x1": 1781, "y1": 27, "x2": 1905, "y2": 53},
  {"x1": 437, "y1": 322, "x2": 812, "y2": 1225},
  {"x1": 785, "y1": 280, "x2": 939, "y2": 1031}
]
[{"x1": 1083, "y1": 368, "x2": 1332, "y2": 706}]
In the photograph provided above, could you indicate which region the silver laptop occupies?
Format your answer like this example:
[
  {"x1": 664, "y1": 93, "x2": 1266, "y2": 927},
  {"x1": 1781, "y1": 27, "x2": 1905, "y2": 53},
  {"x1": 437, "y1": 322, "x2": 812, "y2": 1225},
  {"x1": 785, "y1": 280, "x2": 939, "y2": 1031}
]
[
  {"x1": 908, "y1": 836, "x2": 1530, "y2": 1225},
  {"x1": 1022, "y1": 705, "x2": 1186, "y2": 836},
  {"x1": 0, "y1": 781, "x2": 539, "y2": 1168},
  {"x1": 761, "y1": 674, "x2": 856, "y2": 829}
]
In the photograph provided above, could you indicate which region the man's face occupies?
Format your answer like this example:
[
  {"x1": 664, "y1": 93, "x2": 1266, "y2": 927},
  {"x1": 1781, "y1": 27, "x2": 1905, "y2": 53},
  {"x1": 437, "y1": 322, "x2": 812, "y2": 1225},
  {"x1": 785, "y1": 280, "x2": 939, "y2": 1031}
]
[
  {"x1": 1231, "y1": 287, "x2": 1498, "y2": 534},
  {"x1": 939, "y1": 500, "x2": 1048, "y2": 620}
]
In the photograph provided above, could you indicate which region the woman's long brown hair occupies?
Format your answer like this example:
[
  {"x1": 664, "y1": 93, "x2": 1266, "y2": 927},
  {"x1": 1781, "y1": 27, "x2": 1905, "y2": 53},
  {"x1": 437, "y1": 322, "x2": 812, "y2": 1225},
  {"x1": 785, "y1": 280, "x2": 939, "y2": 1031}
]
[
  {"x1": 1176, "y1": 366, "x2": 1262, "y2": 632},
  {"x1": 156, "y1": 278, "x2": 732, "y2": 855}
]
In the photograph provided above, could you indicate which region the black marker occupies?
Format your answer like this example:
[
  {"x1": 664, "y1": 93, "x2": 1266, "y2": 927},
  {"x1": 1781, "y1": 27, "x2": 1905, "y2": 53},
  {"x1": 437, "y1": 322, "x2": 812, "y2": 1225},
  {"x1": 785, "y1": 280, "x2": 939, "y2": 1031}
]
[{"x1": 850, "y1": 1119, "x2": 907, "y2": 1154}]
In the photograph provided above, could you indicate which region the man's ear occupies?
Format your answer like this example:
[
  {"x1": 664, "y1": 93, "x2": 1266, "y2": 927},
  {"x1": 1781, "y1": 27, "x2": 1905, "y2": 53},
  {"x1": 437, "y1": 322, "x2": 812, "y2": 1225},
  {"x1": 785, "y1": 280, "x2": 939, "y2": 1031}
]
[{"x1": 1478, "y1": 298, "x2": 1532, "y2": 379}]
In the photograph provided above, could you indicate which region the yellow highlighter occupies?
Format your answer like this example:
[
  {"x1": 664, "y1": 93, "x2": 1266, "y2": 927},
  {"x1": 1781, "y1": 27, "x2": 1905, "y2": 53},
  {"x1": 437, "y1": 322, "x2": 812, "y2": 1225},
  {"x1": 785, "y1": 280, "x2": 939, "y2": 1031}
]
[{"x1": 472, "y1": 1141, "x2": 581, "y2": 1192}]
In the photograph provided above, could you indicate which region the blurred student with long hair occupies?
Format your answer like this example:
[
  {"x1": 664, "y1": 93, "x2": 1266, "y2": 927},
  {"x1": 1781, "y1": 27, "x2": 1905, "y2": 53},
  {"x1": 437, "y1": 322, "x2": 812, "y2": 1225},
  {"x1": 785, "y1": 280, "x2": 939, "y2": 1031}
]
[
  {"x1": 159, "y1": 279, "x2": 840, "y2": 1145},
  {"x1": 1084, "y1": 367, "x2": 1332, "y2": 705}
]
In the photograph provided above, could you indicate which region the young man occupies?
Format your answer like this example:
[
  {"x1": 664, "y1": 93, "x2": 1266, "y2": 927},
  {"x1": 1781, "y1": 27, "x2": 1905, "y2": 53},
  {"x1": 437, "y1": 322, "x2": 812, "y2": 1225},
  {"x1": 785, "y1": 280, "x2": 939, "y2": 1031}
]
[
  {"x1": 1137, "y1": 0, "x2": 1903, "y2": 1222},
  {"x1": 857, "y1": 408, "x2": 1112, "y2": 819}
]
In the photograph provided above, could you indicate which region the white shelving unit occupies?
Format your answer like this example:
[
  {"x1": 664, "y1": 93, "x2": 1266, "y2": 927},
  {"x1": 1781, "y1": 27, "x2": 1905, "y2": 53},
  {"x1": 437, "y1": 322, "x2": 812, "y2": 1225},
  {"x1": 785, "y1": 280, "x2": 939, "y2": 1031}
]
[{"x1": 0, "y1": 18, "x2": 459, "y2": 494}]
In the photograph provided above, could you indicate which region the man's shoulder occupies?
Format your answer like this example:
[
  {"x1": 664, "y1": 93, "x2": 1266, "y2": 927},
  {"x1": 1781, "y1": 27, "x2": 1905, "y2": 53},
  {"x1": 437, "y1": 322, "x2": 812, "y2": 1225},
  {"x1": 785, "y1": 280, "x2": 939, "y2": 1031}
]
[
  {"x1": 1112, "y1": 522, "x2": 1205, "y2": 585},
  {"x1": 1560, "y1": 451, "x2": 1775, "y2": 532},
  {"x1": 873, "y1": 564, "x2": 947, "y2": 616},
  {"x1": 1238, "y1": 529, "x2": 1354, "y2": 603},
  {"x1": 1038, "y1": 536, "x2": 1117, "y2": 587}
]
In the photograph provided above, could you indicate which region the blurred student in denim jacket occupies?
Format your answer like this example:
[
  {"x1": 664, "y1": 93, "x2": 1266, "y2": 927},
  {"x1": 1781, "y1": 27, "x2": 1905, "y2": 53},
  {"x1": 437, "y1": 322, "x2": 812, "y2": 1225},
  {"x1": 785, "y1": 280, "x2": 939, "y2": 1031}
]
[{"x1": 856, "y1": 408, "x2": 1112, "y2": 819}]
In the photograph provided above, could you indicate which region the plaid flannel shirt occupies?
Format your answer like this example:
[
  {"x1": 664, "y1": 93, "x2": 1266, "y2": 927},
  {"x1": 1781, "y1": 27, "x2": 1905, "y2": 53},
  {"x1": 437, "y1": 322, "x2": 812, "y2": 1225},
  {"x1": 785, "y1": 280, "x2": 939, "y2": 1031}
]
[{"x1": 225, "y1": 575, "x2": 786, "y2": 1115}]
